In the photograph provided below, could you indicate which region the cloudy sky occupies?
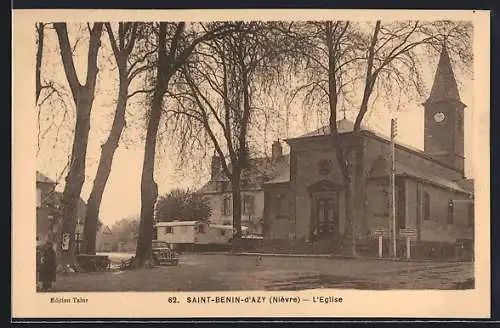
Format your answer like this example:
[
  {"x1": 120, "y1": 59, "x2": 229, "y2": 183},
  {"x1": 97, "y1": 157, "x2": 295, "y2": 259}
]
[{"x1": 35, "y1": 20, "x2": 474, "y2": 227}]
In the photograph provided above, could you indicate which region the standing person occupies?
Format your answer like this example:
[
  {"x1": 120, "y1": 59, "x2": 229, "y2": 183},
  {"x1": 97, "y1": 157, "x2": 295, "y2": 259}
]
[
  {"x1": 39, "y1": 241, "x2": 56, "y2": 291},
  {"x1": 36, "y1": 244, "x2": 42, "y2": 290}
]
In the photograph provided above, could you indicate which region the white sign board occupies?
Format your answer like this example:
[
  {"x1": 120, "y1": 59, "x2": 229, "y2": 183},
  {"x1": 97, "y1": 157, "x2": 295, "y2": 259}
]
[
  {"x1": 399, "y1": 228, "x2": 417, "y2": 238},
  {"x1": 371, "y1": 227, "x2": 390, "y2": 238}
]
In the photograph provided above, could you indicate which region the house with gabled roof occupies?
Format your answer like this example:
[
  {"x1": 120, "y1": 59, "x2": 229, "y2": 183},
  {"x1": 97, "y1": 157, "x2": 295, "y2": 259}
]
[
  {"x1": 36, "y1": 171, "x2": 58, "y2": 245},
  {"x1": 36, "y1": 171, "x2": 87, "y2": 247},
  {"x1": 199, "y1": 140, "x2": 290, "y2": 234},
  {"x1": 96, "y1": 224, "x2": 113, "y2": 252}
]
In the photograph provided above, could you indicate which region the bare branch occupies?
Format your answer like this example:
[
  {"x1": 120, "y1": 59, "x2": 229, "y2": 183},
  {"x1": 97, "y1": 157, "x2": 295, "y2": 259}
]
[
  {"x1": 105, "y1": 23, "x2": 121, "y2": 58},
  {"x1": 53, "y1": 23, "x2": 82, "y2": 103},
  {"x1": 84, "y1": 23, "x2": 104, "y2": 89},
  {"x1": 127, "y1": 88, "x2": 155, "y2": 100},
  {"x1": 354, "y1": 20, "x2": 381, "y2": 132},
  {"x1": 125, "y1": 23, "x2": 139, "y2": 56}
]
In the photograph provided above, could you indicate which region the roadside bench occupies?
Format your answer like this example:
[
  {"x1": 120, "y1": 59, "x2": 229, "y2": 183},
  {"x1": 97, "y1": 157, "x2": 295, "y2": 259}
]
[{"x1": 76, "y1": 254, "x2": 111, "y2": 272}]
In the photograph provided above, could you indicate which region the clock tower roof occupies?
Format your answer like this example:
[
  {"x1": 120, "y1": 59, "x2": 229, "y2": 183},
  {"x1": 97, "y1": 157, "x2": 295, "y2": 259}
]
[{"x1": 426, "y1": 42, "x2": 463, "y2": 105}]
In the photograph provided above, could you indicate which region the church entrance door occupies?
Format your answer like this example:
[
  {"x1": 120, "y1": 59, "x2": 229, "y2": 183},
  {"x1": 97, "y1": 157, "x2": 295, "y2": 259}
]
[{"x1": 315, "y1": 196, "x2": 339, "y2": 239}]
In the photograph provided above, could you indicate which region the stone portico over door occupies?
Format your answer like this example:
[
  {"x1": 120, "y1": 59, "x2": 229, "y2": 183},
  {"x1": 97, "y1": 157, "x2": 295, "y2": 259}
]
[{"x1": 307, "y1": 179, "x2": 344, "y2": 245}]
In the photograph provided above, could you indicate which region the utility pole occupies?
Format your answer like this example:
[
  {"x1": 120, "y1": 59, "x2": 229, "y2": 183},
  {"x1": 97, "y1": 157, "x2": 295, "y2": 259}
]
[{"x1": 390, "y1": 118, "x2": 398, "y2": 259}]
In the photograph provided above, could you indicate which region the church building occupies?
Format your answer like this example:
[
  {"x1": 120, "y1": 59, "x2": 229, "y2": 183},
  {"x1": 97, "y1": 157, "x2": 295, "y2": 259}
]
[{"x1": 200, "y1": 44, "x2": 474, "y2": 259}]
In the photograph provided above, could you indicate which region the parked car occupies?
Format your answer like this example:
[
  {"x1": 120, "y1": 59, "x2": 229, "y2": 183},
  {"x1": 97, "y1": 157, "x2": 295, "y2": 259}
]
[{"x1": 151, "y1": 240, "x2": 180, "y2": 266}]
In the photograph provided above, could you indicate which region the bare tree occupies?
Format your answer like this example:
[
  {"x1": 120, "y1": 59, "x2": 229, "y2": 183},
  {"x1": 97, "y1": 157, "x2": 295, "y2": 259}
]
[
  {"x1": 134, "y1": 22, "x2": 234, "y2": 267},
  {"x1": 289, "y1": 20, "x2": 472, "y2": 256},
  {"x1": 53, "y1": 22, "x2": 104, "y2": 265},
  {"x1": 35, "y1": 23, "x2": 45, "y2": 103},
  {"x1": 82, "y1": 22, "x2": 155, "y2": 255},
  {"x1": 169, "y1": 22, "x2": 291, "y2": 240}
]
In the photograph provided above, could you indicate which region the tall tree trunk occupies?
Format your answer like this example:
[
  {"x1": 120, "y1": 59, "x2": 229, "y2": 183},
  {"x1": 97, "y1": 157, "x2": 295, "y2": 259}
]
[
  {"x1": 135, "y1": 85, "x2": 163, "y2": 266},
  {"x1": 54, "y1": 23, "x2": 103, "y2": 267},
  {"x1": 35, "y1": 23, "x2": 44, "y2": 103},
  {"x1": 83, "y1": 66, "x2": 129, "y2": 254},
  {"x1": 346, "y1": 149, "x2": 358, "y2": 256},
  {"x1": 134, "y1": 21, "x2": 226, "y2": 265},
  {"x1": 344, "y1": 176, "x2": 354, "y2": 252},
  {"x1": 325, "y1": 21, "x2": 358, "y2": 256},
  {"x1": 231, "y1": 170, "x2": 243, "y2": 239},
  {"x1": 342, "y1": 22, "x2": 380, "y2": 256},
  {"x1": 59, "y1": 89, "x2": 93, "y2": 266},
  {"x1": 135, "y1": 23, "x2": 169, "y2": 267}
]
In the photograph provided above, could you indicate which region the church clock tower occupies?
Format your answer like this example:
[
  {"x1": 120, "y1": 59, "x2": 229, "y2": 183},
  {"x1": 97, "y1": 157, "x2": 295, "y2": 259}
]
[{"x1": 424, "y1": 43, "x2": 466, "y2": 175}]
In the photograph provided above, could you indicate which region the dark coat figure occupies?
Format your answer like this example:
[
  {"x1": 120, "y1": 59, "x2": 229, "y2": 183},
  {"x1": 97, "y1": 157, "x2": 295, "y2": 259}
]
[
  {"x1": 36, "y1": 247, "x2": 41, "y2": 272},
  {"x1": 39, "y1": 241, "x2": 56, "y2": 291},
  {"x1": 36, "y1": 246, "x2": 42, "y2": 284}
]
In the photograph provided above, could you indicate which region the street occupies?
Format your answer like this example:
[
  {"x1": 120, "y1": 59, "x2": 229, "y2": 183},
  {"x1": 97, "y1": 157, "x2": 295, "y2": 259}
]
[{"x1": 49, "y1": 253, "x2": 474, "y2": 292}]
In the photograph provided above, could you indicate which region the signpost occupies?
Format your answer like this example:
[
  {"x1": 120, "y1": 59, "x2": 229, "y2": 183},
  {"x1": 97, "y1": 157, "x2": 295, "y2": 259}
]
[
  {"x1": 399, "y1": 228, "x2": 417, "y2": 259},
  {"x1": 390, "y1": 119, "x2": 398, "y2": 258},
  {"x1": 372, "y1": 227, "x2": 389, "y2": 258}
]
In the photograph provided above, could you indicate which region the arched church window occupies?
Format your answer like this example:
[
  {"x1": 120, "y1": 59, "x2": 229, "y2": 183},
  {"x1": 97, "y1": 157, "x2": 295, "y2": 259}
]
[
  {"x1": 423, "y1": 191, "x2": 430, "y2": 221},
  {"x1": 223, "y1": 196, "x2": 232, "y2": 216},
  {"x1": 276, "y1": 194, "x2": 288, "y2": 218}
]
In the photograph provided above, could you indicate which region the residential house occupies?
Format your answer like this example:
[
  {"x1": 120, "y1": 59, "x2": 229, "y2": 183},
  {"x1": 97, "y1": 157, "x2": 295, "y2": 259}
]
[
  {"x1": 199, "y1": 141, "x2": 290, "y2": 235},
  {"x1": 36, "y1": 171, "x2": 87, "y2": 248},
  {"x1": 95, "y1": 225, "x2": 113, "y2": 252}
]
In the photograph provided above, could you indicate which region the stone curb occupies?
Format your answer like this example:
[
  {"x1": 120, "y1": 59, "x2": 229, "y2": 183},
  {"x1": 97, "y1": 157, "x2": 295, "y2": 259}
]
[{"x1": 199, "y1": 251, "x2": 473, "y2": 263}]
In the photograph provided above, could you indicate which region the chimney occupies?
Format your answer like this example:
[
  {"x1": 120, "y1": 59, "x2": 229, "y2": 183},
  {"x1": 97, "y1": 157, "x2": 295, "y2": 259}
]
[
  {"x1": 272, "y1": 140, "x2": 283, "y2": 161},
  {"x1": 210, "y1": 154, "x2": 221, "y2": 181}
]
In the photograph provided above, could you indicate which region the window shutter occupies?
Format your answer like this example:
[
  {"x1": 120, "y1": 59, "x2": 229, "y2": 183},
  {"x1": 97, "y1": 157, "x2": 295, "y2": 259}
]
[{"x1": 248, "y1": 196, "x2": 255, "y2": 215}]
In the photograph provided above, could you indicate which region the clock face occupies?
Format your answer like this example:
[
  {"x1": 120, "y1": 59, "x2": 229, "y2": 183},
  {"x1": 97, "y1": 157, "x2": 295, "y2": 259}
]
[{"x1": 433, "y1": 112, "x2": 446, "y2": 123}]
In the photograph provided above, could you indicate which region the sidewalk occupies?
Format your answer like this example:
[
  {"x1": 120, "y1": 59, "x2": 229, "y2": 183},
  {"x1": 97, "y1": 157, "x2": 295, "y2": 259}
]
[{"x1": 201, "y1": 251, "x2": 472, "y2": 263}]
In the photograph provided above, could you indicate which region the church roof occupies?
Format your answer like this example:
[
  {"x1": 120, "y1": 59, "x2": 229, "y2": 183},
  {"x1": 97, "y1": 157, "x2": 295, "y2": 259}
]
[
  {"x1": 399, "y1": 164, "x2": 470, "y2": 194},
  {"x1": 293, "y1": 118, "x2": 367, "y2": 139},
  {"x1": 367, "y1": 155, "x2": 470, "y2": 194},
  {"x1": 455, "y1": 178, "x2": 474, "y2": 193},
  {"x1": 288, "y1": 118, "x2": 425, "y2": 155},
  {"x1": 426, "y1": 43, "x2": 462, "y2": 104},
  {"x1": 199, "y1": 109, "x2": 471, "y2": 193}
]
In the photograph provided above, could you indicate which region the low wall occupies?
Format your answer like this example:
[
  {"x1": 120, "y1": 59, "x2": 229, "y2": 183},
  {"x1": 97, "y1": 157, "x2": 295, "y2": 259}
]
[
  {"x1": 173, "y1": 243, "x2": 232, "y2": 252},
  {"x1": 230, "y1": 237, "x2": 474, "y2": 261}
]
